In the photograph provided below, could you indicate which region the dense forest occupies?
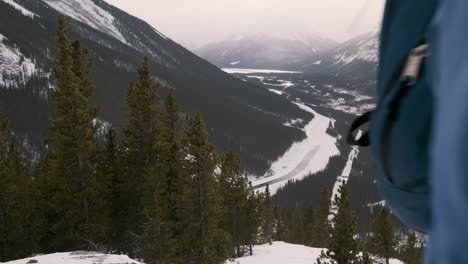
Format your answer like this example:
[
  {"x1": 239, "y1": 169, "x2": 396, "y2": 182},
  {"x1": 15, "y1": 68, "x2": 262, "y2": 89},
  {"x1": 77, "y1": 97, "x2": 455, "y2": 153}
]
[{"x1": 0, "y1": 17, "x2": 423, "y2": 264}]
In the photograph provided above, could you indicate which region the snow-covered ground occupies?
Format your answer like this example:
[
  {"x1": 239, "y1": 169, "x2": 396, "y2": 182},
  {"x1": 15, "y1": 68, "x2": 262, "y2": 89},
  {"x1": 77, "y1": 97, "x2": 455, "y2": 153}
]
[
  {"x1": 3, "y1": 251, "x2": 142, "y2": 264},
  {"x1": 228, "y1": 242, "x2": 403, "y2": 264},
  {"x1": 227, "y1": 242, "x2": 323, "y2": 264},
  {"x1": 252, "y1": 102, "x2": 339, "y2": 194},
  {"x1": 222, "y1": 68, "x2": 302, "y2": 74},
  {"x1": 0, "y1": 34, "x2": 42, "y2": 88},
  {"x1": 3, "y1": 243, "x2": 404, "y2": 264},
  {"x1": 0, "y1": 0, "x2": 38, "y2": 18},
  {"x1": 43, "y1": 0, "x2": 129, "y2": 45}
]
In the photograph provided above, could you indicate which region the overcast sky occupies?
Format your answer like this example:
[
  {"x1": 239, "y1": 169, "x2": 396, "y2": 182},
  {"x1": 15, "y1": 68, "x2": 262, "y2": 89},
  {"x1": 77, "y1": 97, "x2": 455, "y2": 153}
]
[{"x1": 106, "y1": 0, "x2": 385, "y2": 48}]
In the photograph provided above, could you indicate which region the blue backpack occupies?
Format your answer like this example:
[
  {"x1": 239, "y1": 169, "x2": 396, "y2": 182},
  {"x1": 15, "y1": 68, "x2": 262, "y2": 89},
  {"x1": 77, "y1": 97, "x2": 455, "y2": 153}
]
[{"x1": 347, "y1": 0, "x2": 439, "y2": 233}]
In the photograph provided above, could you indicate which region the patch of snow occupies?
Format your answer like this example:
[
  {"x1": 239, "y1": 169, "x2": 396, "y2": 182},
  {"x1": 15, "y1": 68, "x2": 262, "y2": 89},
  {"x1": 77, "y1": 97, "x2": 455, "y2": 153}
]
[
  {"x1": 334, "y1": 37, "x2": 378, "y2": 65},
  {"x1": 43, "y1": 0, "x2": 129, "y2": 45},
  {"x1": 230, "y1": 61, "x2": 241, "y2": 65},
  {"x1": 368, "y1": 200, "x2": 386, "y2": 213},
  {"x1": 227, "y1": 242, "x2": 403, "y2": 264},
  {"x1": 327, "y1": 98, "x2": 375, "y2": 116},
  {"x1": 313, "y1": 60, "x2": 321, "y2": 65},
  {"x1": 268, "y1": 89, "x2": 283, "y2": 95},
  {"x1": 253, "y1": 103, "x2": 339, "y2": 194},
  {"x1": 227, "y1": 242, "x2": 323, "y2": 264},
  {"x1": 222, "y1": 68, "x2": 302, "y2": 74},
  {"x1": 0, "y1": 34, "x2": 44, "y2": 88},
  {"x1": 93, "y1": 118, "x2": 111, "y2": 139},
  {"x1": 246, "y1": 75, "x2": 265, "y2": 82},
  {"x1": 4, "y1": 251, "x2": 143, "y2": 264},
  {"x1": 278, "y1": 80, "x2": 294, "y2": 89},
  {"x1": 284, "y1": 118, "x2": 304, "y2": 128},
  {"x1": 0, "y1": 0, "x2": 38, "y2": 18}
]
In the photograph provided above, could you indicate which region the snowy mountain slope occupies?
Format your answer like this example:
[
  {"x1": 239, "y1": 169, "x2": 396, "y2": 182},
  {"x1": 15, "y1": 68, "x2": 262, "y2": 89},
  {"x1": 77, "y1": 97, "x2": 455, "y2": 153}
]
[
  {"x1": 227, "y1": 242, "x2": 403, "y2": 264},
  {"x1": 302, "y1": 31, "x2": 379, "y2": 86},
  {"x1": 0, "y1": 33, "x2": 46, "y2": 88},
  {"x1": 196, "y1": 32, "x2": 337, "y2": 70},
  {"x1": 0, "y1": 0, "x2": 311, "y2": 174},
  {"x1": 42, "y1": 0, "x2": 128, "y2": 45},
  {"x1": 3, "y1": 251, "x2": 142, "y2": 264},
  {"x1": 0, "y1": 0, "x2": 37, "y2": 18},
  {"x1": 332, "y1": 31, "x2": 379, "y2": 65}
]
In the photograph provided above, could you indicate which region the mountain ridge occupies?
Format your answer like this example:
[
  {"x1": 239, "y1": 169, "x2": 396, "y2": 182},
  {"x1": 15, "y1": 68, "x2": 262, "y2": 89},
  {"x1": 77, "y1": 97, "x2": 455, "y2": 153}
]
[{"x1": 0, "y1": 0, "x2": 311, "y2": 174}]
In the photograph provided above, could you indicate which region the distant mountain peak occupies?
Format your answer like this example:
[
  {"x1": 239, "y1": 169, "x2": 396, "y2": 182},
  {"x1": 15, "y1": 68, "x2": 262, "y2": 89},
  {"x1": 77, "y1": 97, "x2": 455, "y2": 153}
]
[{"x1": 196, "y1": 32, "x2": 337, "y2": 70}]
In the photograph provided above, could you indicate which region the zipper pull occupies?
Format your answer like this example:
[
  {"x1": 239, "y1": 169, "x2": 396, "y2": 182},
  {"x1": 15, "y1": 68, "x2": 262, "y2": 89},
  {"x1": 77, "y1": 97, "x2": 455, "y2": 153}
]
[{"x1": 401, "y1": 44, "x2": 429, "y2": 86}]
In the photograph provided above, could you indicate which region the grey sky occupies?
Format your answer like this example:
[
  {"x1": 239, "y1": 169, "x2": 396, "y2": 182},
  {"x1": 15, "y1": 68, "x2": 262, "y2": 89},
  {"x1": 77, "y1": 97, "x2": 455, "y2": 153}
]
[{"x1": 106, "y1": 0, "x2": 385, "y2": 48}]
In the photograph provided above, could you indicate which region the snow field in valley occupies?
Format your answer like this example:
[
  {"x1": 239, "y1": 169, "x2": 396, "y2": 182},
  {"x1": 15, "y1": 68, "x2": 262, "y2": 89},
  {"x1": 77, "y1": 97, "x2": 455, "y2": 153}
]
[{"x1": 252, "y1": 102, "x2": 339, "y2": 194}]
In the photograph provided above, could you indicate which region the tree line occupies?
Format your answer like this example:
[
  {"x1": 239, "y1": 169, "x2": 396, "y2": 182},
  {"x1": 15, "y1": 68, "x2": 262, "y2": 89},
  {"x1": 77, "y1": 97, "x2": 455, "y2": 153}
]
[
  {"x1": 0, "y1": 16, "x2": 424, "y2": 264},
  {"x1": 0, "y1": 17, "x2": 275, "y2": 263},
  {"x1": 267, "y1": 183, "x2": 424, "y2": 264}
]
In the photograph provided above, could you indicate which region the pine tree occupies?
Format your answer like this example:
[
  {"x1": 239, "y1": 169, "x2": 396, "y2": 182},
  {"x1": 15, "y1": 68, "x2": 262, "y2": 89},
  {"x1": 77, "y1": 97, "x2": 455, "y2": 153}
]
[
  {"x1": 318, "y1": 184, "x2": 359, "y2": 264},
  {"x1": 245, "y1": 185, "x2": 261, "y2": 256},
  {"x1": 262, "y1": 185, "x2": 273, "y2": 245},
  {"x1": 98, "y1": 128, "x2": 122, "y2": 250},
  {"x1": 0, "y1": 116, "x2": 38, "y2": 261},
  {"x1": 186, "y1": 113, "x2": 230, "y2": 264},
  {"x1": 402, "y1": 232, "x2": 421, "y2": 264},
  {"x1": 367, "y1": 207, "x2": 397, "y2": 264},
  {"x1": 149, "y1": 89, "x2": 187, "y2": 263},
  {"x1": 38, "y1": 16, "x2": 106, "y2": 251},
  {"x1": 119, "y1": 58, "x2": 162, "y2": 256},
  {"x1": 273, "y1": 196, "x2": 285, "y2": 242},
  {"x1": 219, "y1": 151, "x2": 248, "y2": 257},
  {"x1": 309, "y1": 189, "x2": 331, "y2": 247}
]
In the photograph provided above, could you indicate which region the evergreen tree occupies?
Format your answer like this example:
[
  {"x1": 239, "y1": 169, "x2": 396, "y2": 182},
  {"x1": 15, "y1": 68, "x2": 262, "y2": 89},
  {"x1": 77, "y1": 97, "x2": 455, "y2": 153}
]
[
  {"x1": 0, "y1": 116, "x2": 38, "y2": 261},
  {"x1": 120, "y1": 57, "x2": 163, "y2": 256},
  {"x1": 318, "y1": 184, "x2": 359, "y2": 264},
  {"x1": 98, "y1": 128, "x2": 122, "y2": 251},
  {"x1": 38, "y1": 16, "x2": 106, "y2": 251},
  {"x1": 186, "y1": 113, "x2": 230, "y2": 264},
  {"x1": 402, "y1": 232, "x2": 421, "y2": 264},
  {"x1": 367, "y1": 207, "x2": 397, "y2": 264},
  {"x1": 146, "y1": 89, "x2": 187, "y2": 263},
  {"x1": 273, "y1": 196, "x2": 285, "y2": 242},
  {"x1": 283, "y1": 208, "x2": 306, "y2": 244},
  {"x1": 245, "y1": 185, "x2": 261, "y2": 256},
  {"x1": 219, "y1": 151, "x2": 248, "y2": 257},
  {"x1": 262, "y1": 185, "x2": 273, "y2": 245},
  {"x1": 308, "y1": 189, "x2": 331, "y2": 247}
]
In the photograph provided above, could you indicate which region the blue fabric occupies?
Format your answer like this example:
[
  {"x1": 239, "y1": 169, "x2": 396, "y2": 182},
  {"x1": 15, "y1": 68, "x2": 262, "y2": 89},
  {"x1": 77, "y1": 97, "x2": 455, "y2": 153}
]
[
  {"x1": 425, "y1": 1, "x2": 468, "y2": 263},
  {"x1": 371, "y1": 0, "x2": 437, "y2": 233}
]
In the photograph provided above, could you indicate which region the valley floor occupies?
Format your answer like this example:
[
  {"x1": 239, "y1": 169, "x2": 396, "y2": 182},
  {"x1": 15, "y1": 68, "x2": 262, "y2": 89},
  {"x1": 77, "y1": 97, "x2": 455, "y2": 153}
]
[{"x1": 252, "y1": 102, "x2": 339, "y2": 194}]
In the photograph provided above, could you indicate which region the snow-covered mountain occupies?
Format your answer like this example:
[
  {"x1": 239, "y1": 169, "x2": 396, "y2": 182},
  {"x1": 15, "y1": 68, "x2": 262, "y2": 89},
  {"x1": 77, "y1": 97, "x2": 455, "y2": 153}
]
[
  {"x1": 303, "y1": 31, "x2": 379, "y2": 86},
  {"x1": 195, "y1": 32, "x2": 337, "y2": 70},
  {"x1": 0, "y1": 0, "x2": 311, "y2": 174}
]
